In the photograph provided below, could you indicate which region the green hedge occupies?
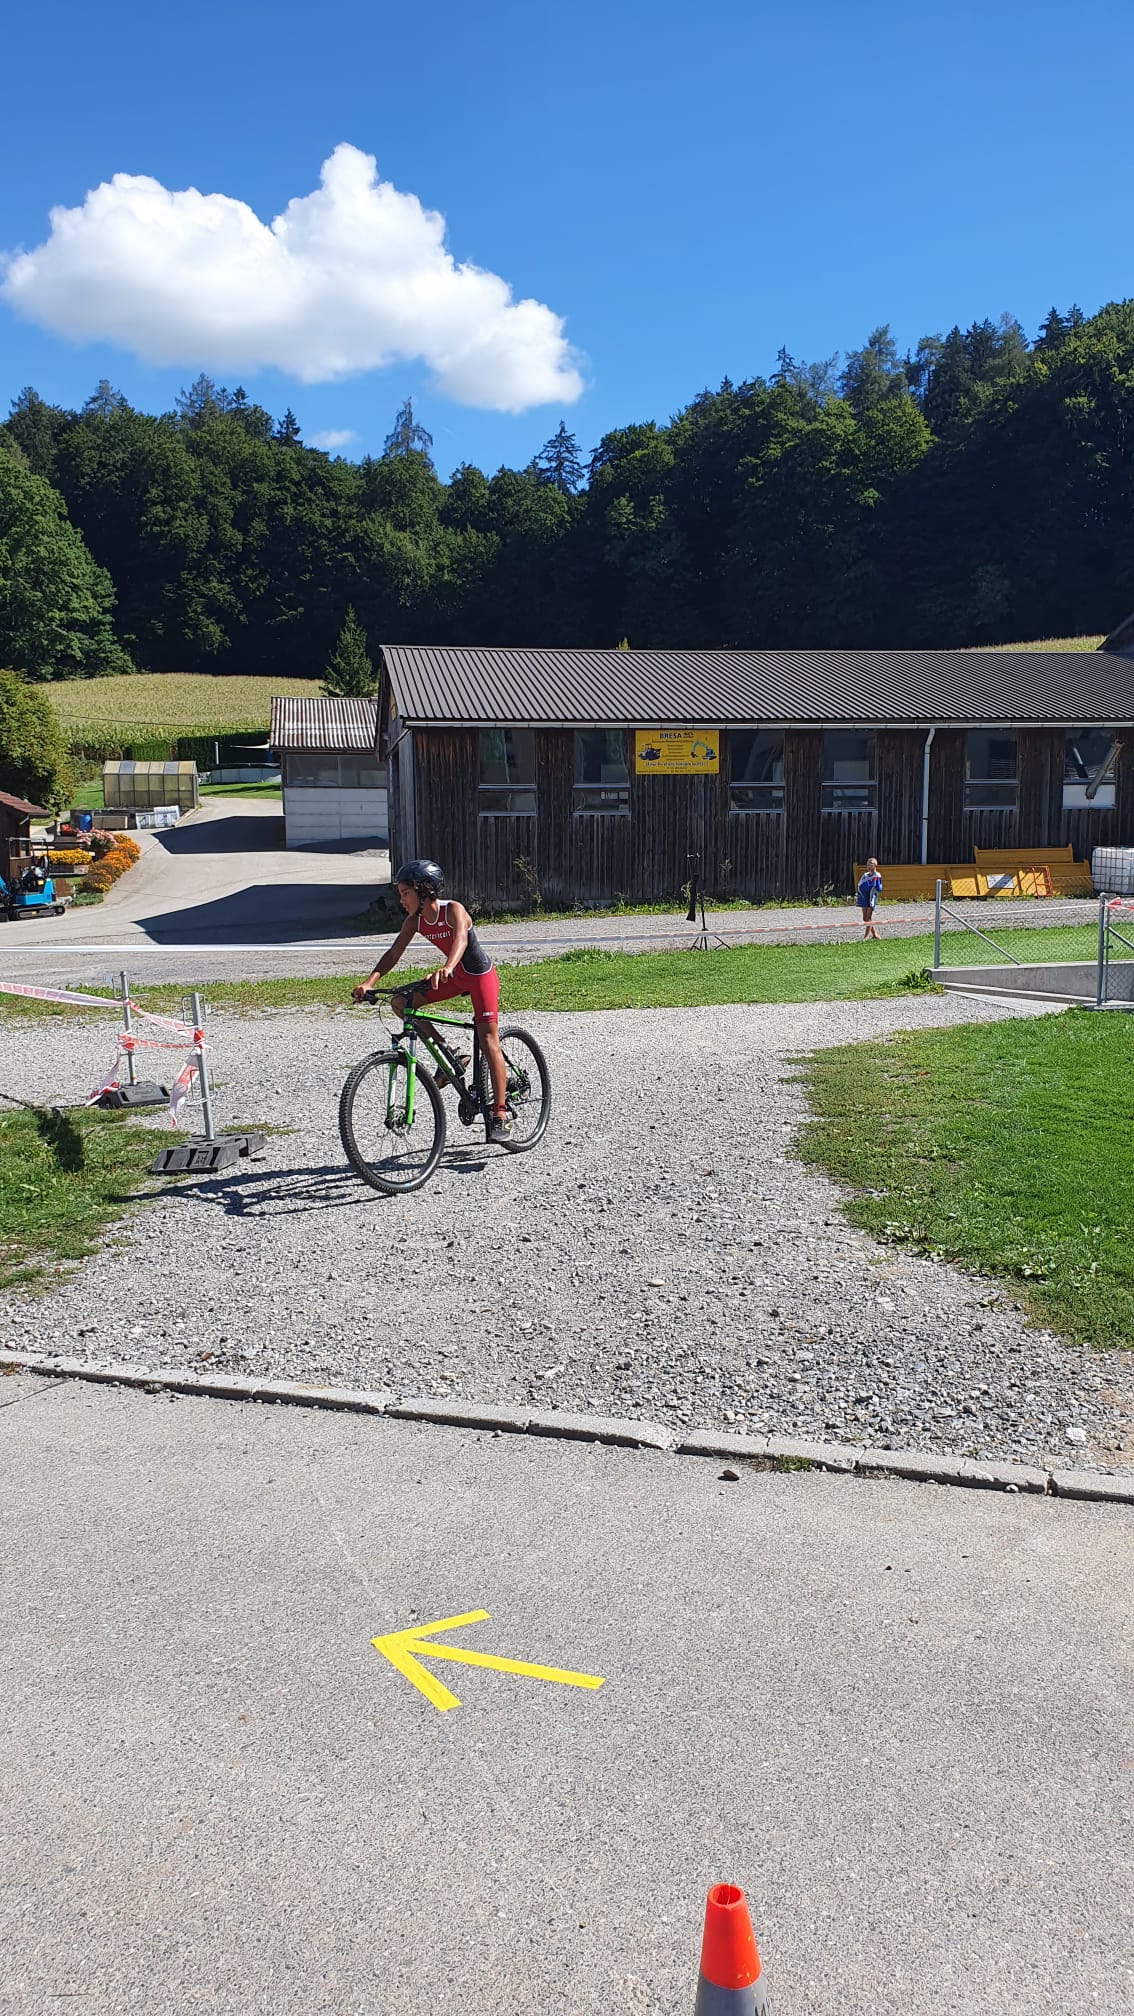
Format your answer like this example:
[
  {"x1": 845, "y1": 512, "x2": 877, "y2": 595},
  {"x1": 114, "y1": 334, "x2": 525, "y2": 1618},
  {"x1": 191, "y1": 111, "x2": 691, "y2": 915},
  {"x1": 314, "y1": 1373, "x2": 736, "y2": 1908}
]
[{"x1": 67, "y1": 731, "x2": 269, "y2": 765}]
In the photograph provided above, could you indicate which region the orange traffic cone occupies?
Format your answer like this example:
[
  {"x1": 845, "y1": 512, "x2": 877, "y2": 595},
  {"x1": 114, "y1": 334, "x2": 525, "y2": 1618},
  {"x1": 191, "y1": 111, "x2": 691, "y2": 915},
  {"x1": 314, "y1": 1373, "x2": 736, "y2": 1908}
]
[{"x1": 694, "y1": 1883, "x2": 768, "y2": 2013}]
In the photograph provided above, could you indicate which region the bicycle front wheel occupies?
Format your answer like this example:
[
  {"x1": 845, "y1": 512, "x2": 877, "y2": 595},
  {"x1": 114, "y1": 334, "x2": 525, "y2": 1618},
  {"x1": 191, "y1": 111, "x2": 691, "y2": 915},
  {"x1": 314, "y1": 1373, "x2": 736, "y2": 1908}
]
[
  {"x1": 477, "y1": 1024, "x2": 552, "y2": 1152},
  {"x1": 339, "y1": 1050, "x2": 447, "y2": 1194}
]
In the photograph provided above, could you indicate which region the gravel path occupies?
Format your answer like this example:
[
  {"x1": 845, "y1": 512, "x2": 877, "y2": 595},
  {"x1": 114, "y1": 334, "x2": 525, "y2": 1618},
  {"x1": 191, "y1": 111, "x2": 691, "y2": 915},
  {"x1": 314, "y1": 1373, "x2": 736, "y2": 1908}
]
[{"x1": 3, "y1": 997, "x2": 1132, "y2": 1472}]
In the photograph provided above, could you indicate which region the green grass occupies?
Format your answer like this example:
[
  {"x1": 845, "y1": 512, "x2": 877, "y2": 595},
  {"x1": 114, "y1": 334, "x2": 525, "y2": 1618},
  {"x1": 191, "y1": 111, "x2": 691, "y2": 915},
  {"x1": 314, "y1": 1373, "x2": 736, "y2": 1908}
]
[
  {"x1": 199, "y1": 780, "x2": 282, "y2": 798},
  {"x1": 0, "y1": 1103, "x2": 158, "y2": 1289},
  {"x1": 65, "y1": 778, "x2": 281, "y2": 812},
  {"x1": 799, "y1": 1011, "x2": 1134, "y2": 1347},
  {"x1": 972, "y1": 635, "x2": 1105, "y2": 652},
  {"x1": 0, "y1": 937, "x2": 945, "y2": 1021},
  {"x1": 48, "y1": 671, "x2": 321, "y2": 741}
]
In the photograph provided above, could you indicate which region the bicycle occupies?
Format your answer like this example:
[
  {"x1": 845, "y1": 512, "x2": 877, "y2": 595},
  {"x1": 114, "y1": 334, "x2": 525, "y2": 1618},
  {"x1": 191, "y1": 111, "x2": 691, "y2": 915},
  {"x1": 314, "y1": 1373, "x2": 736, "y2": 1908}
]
[{"x1": 339, "y1": 984, "x2": 552, "y2": 1195}]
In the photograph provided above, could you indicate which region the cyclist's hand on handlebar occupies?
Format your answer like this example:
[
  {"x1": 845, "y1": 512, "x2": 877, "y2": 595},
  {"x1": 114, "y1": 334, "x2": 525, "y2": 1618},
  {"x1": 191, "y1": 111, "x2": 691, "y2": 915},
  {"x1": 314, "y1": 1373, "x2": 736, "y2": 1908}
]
[{"x1": 351, "y1": 984, "x2": 376, "y2": 1003}]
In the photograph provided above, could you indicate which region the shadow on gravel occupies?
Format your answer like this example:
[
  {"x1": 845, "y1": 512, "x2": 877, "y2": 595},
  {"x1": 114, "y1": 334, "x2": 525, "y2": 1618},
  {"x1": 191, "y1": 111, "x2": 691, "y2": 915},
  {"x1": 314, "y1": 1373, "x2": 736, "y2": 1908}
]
[{"x1": 163, "y1": 1163, "x2": 363, "y2": 1216}]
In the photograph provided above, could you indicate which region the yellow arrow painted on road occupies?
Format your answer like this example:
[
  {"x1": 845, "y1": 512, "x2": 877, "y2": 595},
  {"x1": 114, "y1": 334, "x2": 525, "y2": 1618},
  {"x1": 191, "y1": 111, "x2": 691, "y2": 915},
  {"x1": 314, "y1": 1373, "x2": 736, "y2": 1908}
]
[{"x1": 371, "y1": 1608, "x2": 605, "y2": 1713}]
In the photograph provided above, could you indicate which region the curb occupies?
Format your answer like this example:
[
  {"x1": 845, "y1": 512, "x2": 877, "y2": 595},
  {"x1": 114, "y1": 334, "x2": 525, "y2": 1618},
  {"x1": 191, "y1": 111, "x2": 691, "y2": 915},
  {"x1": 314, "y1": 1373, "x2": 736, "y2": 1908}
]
[{"x1": 2, "y1": 1350, "x2": 1131, "y2": 1505}]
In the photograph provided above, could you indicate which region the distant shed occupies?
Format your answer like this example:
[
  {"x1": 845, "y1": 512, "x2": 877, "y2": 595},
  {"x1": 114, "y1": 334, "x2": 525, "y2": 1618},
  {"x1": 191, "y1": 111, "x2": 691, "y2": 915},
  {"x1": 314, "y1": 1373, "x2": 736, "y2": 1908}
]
[
  {"x1": 0, "y1": 787, "x2": 49, "y2": 873},
  {"x1": 269, "y1": 696, "x2": 387, "y2": 850}
]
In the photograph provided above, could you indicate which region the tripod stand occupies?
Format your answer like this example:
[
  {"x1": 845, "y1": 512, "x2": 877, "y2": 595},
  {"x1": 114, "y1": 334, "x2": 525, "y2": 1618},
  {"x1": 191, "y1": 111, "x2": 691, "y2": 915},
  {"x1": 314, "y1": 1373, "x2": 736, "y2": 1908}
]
[{"x1": 686, "y1": 858, "x2": 729, "y2": 951}]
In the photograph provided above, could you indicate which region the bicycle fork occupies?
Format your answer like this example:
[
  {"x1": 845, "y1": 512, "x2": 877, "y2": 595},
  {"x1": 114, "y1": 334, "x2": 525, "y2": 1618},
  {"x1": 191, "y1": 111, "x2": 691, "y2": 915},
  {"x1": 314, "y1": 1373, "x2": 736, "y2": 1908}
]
[{"x1": 388, "y1": 1035, "x2": 417, "y2": 1126}]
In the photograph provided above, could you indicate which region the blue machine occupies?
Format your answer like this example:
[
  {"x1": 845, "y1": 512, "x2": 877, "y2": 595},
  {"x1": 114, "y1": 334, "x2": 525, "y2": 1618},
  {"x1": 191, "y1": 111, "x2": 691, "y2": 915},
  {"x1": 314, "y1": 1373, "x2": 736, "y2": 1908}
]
[{"x1": 1, "y1": 860, "x2": 70, "y2": 920}]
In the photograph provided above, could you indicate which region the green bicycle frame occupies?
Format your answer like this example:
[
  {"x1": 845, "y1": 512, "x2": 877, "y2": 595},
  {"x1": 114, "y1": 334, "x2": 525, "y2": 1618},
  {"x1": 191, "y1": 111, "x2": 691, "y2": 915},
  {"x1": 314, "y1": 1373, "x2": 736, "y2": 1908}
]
[{"x1": 385, "y1": 1001, "x2": 480, "y2": 1128}]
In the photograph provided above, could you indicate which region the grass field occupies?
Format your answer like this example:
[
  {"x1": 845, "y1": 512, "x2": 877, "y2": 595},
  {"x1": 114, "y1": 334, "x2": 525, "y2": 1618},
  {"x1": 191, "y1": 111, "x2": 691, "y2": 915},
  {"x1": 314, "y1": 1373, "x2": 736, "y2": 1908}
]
[
  {"x1": 973, "y1": 635, "x2": 1104, "y2": 652},
  {"x1": 46, "y1": 672, "x2": 321, "y2": 741},
  {"x1": 800, "y1": 1010, "x2": 1134, "y2": 1347},
  {"x1": 0, "y1": 1103, "x2": 157, "y2": 1290}
]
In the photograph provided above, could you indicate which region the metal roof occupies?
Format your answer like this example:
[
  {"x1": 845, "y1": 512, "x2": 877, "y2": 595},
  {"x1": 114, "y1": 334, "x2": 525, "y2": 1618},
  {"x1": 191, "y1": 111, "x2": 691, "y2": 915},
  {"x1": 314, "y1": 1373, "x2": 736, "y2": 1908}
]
[
  {"x1": 379, "y1": 645, "x2": 1134, "y2": 729},
  {"x1": 0, "y1": 788, "x2": 49, "y2": 817},
  {"x1": 269, "y1": 696, "x2": 379, "y2": 751}
]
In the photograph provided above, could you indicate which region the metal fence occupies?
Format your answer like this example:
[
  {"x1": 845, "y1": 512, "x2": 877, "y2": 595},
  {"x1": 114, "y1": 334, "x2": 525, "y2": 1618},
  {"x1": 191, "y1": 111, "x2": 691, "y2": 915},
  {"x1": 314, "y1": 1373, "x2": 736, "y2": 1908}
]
[
  {"x1": 932, "y1": 885, "x2": 1134, "y2": 1008},
  {"x1": 932, "y1": 886, "x2": 1102, "y2": 968}
]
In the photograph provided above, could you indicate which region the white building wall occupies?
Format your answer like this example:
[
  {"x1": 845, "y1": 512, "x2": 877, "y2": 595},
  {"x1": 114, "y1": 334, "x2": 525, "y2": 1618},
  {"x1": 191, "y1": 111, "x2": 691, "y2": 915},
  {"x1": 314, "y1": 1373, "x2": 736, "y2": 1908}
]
[{"x1": 282, "y1": 785, "x2": 389, "y2": 849}]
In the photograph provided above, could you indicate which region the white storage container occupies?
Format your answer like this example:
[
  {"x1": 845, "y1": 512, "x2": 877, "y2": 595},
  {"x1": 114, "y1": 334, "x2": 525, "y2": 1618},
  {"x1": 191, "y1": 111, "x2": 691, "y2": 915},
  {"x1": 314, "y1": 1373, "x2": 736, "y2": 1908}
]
[{"x1": 1091, "y1": 846, "x2": 1134, "y2": 895}]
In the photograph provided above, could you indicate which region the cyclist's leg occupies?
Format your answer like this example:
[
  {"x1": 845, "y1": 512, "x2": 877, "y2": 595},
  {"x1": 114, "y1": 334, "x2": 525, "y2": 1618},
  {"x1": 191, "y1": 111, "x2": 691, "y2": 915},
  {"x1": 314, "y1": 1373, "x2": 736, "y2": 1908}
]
[
  {"x1": 413, "y1": 973, "x2": 472, "y2": 1077},
  {"x1": 467, "y1": 972, "x2": 507, "y2": 1117}
]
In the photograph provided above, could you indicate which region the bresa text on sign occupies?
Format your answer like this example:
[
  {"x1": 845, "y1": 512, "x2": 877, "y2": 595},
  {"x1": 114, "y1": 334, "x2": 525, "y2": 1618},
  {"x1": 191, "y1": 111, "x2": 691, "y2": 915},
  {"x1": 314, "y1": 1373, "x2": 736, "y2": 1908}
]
[{"x1": 634, "y1": 729, "x2": 720, "y2": 775}]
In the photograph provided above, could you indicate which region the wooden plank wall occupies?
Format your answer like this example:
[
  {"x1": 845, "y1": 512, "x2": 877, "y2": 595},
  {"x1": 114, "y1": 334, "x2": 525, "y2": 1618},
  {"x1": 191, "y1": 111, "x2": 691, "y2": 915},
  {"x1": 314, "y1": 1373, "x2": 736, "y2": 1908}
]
[{"x1": 412, "y1": 723, "x2": 1134, "y2": 907}]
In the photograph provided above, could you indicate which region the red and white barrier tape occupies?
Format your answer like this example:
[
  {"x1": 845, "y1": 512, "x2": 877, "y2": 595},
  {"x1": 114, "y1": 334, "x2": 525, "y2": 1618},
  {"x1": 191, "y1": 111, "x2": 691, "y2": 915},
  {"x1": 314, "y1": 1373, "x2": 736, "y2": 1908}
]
[
  {"x1": 0, "y1": 980, "x2": 122, "y2": 1009},
  {"x1": 0, "y1": 980, "x2": 204, "y2": 1126}
]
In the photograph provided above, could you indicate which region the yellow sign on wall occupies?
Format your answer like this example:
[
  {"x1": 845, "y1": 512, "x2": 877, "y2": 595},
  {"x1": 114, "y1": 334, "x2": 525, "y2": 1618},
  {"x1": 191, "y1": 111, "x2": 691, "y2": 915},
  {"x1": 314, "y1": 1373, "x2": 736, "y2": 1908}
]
[{"x1": 634, "y1": 729, "x2": 720, "y2": 776}]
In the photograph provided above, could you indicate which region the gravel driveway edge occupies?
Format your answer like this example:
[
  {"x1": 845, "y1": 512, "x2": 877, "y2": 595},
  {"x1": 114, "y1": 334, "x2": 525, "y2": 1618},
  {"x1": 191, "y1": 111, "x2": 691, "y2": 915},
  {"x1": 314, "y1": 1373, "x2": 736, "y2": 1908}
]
[{"x1": 5, "y1": 1353, "x2": 1132, "y2": 1504}]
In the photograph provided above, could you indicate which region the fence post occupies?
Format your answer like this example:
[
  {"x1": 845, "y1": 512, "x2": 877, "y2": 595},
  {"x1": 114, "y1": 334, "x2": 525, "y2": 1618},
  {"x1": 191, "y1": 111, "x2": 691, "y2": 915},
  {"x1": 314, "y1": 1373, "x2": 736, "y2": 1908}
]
[
  {"x1": 191, "y1": 989, "x2": 216, "y2": 1141},
  {"x1": 119, "y1": 969, "x2": 137, "y2": 1086},
  {"x1": 1097, "y1": 894, "x2": 1107, "y2": 1011},
  {"x1": 934, "y1": 880, "x2": 942, "y2": 969}
]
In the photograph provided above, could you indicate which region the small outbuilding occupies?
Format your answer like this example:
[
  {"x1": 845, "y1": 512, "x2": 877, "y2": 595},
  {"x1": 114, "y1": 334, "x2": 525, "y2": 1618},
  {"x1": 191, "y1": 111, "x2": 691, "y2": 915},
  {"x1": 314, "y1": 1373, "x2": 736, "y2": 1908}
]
[
  {"x1": 0, "y1": 787, "x2": 49, "y2": 877},
  {"x1": 269, "y1": 697, "x2": 388, "y2": 850},
  {"x1": 374, "y1": 644, "x2": 1134, "y2": 907}
]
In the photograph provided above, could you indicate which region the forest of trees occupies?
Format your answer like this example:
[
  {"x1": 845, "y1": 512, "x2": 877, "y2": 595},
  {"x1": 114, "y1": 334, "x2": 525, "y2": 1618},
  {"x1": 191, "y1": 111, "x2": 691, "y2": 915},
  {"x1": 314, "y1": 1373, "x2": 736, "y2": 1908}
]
[{"x1": 2, "y1": 299, "x2": 1133, "y2": 683}]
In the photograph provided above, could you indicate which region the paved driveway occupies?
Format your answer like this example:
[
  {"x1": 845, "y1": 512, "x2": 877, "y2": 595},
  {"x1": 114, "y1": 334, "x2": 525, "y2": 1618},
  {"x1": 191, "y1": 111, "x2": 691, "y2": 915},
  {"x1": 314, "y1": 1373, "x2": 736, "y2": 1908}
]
[
  {"x1": 4, "y1": 799, "x2": 387, "y2": 952},
  {"x1": 3, "y1": 1375, "x2": 1132, "y2": 2016}
]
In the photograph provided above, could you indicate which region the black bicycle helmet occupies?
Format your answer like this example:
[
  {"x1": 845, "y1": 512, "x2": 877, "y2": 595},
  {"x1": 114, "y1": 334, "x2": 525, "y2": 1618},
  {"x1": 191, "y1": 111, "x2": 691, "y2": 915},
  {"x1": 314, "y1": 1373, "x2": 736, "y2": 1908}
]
[{"x1": 394, "y1": 857, "x2": 444, "y2": 897}]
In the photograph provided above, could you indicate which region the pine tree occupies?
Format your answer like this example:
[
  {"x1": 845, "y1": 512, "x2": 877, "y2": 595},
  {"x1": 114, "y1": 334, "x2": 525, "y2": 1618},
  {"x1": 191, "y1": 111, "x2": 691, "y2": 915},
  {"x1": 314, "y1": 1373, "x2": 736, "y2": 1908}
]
[
  {"x1": 839, "y1": 326, "x2": 905, "y2": 416},
  {"x1": 1036, "y1": 307, "x2": 1068, "y2": 351},
  {"x1": 275, "y1": 408, "x2": 302, "y2": 446},
  {"x1": 176, "y1": 374, "x2": 232, "y2": 427},
  {"x1": 83, "y1": 379, "x2": 130, "y2": 419},
  {"x1": 922, "y1": 326, "x2": 974, "y2": 432},
  {"x1": 534, "y1": 421, "x2": 584, "y2": 493},
  {"x1": 322, "y1": 606, "x2": 375, "y2": 696},
  {"x1": 383, "y1": 398, "x2": 434, "y2": 464}
]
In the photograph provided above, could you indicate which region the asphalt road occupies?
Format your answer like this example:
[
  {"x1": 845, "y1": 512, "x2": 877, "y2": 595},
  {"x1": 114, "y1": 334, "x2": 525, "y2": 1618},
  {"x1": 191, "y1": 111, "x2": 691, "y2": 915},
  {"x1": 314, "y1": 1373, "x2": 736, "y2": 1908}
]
[{"x1": 3, "y1": 1373, "x2": 1131, "y2": 2016}]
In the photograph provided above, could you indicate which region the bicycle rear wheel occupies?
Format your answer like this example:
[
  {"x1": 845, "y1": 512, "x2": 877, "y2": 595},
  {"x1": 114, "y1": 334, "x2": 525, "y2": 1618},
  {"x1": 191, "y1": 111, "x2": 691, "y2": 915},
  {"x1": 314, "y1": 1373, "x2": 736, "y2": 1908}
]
[
  {"x1": 339, "y1": 1050, "x2": 447, "y2": 1194},
  {"x1": 477, "y1": 1024, "x2": 552, "y2": 1152}
]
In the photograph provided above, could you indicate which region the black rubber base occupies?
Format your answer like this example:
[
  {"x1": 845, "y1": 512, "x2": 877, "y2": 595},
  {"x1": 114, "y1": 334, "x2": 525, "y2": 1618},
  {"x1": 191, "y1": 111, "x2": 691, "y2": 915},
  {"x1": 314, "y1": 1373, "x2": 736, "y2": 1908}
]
[
  {"x1": 99, "y1": 1082, "x2": 168, "y2": 1110},
  {"x1": 150, "y1": 1132, "x2": 266, "y2": 1175}
]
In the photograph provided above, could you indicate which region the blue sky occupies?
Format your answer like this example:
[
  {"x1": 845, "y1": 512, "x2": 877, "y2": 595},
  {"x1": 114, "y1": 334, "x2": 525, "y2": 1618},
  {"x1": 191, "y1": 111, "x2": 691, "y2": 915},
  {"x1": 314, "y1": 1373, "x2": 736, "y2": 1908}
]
[{"x1": 1, "y1": 0, "x2": 1130, "y2": 478}]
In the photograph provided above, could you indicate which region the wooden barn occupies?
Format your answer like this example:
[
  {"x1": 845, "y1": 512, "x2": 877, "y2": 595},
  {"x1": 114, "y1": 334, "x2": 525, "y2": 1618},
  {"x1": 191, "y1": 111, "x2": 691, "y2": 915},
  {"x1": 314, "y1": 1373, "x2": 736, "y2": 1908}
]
[{"x1": 375, "y1": 645, "x2": 1134, "y2": 907}]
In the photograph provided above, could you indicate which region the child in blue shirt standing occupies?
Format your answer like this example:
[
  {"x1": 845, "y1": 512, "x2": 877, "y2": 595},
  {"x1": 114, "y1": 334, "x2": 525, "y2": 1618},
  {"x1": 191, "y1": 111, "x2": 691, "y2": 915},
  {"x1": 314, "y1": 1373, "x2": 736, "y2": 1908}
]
[{"x1": 856, "y1": 857, "x2": 882, "y2": 940}]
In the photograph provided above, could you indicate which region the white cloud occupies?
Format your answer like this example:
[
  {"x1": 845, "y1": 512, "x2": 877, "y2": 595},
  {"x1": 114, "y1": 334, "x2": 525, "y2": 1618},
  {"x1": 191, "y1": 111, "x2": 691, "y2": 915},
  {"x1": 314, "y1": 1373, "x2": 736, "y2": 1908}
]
[
  {"x1": 1, "y1": 144, "x2": 584, "y2": 413},
  {"x1": 311, "y1": 428, "x2": 358, "y2": 451}
]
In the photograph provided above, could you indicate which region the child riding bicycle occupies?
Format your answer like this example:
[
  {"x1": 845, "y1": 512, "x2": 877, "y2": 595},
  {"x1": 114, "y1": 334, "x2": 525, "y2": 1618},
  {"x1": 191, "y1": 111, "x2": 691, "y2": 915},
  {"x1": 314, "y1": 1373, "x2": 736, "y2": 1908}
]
[{"x1": 352, "y1": 858, "x2": 512, "y2": 1143}]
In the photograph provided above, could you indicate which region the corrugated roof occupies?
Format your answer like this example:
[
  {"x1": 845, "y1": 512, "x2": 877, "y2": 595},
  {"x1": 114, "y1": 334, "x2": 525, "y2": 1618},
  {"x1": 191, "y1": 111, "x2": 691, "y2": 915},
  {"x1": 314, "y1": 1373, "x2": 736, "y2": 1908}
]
[
  {"x1": 0, "y1": 788, "x2": 49, "y2": 817},
  {"x1": 379, "y1": 645, "x2": 1134, "y2": 729},
  {"x1": 269, "y1": 696, "x2": 379, "y2": 751}
]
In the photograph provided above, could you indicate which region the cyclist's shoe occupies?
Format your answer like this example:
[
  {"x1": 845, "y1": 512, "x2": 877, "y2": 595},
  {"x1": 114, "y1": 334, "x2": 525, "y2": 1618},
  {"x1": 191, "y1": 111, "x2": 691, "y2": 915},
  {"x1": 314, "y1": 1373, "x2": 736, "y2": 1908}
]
[
  {"x1": 434, "y1": 1050, "x2": 471, "y2": 1091},
  {"x1": 486, "y1": 1110, "x2": 513, "y2": 1145}
]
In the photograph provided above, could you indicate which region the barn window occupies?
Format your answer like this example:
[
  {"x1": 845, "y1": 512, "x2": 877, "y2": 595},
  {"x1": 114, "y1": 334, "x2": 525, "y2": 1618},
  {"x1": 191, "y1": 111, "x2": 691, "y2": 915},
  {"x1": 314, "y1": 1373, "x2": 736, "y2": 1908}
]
[
  {"x1": 479, "y1": 729, "x2": 536, "y2": 815},
  {"x1": 1064, "y1": 729, "x2": 1116, "y2": 810},
  {"x1": 287, "y1": 753, "x2": 341, "y2": 787},
  {"x1": 730, "y1": 730, "x2": 784, "y2": 811},
  {"x1": 821, "y1": 731, "x2": 875, "y2": 809},
  {"x1": 574, "y1": 729, "x2": 629, "y2": 813},
  {"x1": 286, "y1": 753, "x2": 384, "y2": 789},
  {"x1": 965, "y1": 730, "x2": 1017, "y2": 810}
]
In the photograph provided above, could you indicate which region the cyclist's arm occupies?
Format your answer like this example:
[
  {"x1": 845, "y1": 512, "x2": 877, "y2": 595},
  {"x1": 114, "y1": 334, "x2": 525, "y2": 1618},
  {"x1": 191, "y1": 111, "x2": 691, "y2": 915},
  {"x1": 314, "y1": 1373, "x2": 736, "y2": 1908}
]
[{"x1": 357, "y1": 916, "x2": 416, "y2": 993}]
